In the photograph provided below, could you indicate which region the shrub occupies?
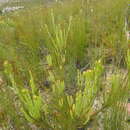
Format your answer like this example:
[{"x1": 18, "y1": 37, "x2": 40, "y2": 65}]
[{"x1": 0, "y1": 0, "x2": 129, "y2": 129}]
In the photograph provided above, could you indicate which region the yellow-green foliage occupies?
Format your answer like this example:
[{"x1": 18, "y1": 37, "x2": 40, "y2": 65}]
[
  {"x1": 4, "y1": 61, "x2": 43, "y2": 123},
  {"x1": 4, "y1": 55, "x2": 129, "y2": 129},
  {"x1": 0, "y1": 0, "x2": 130, "y2": 129},
  {"x1": 3, "y1": 58, "x2": 103, "y2": 129}
]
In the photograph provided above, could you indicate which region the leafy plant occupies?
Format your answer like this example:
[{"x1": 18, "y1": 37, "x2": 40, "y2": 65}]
[
  {"x1": 0, "y1": 0, "x2": 130, "y2": 129},
  {"x1": 4, "y1": 61, "x2": 43, "y2": 124}
]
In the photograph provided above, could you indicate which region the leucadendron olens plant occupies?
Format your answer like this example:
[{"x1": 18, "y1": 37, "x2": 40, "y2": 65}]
[
  {"x1": 4, "y1": 58, "x2": 105, "y2": 129},
  {"x1": 4, "y1": 49, "x2": 130, "y2": 129},
  {"x1": 41, "y1": 52, "x2": 104, "y2": 129},
  {"x1": 3, "y1": 8, "x2": 130, "y2": 128},
  {"x1": 44, "y1": 12, "x2": 104, "y2": 128},
  {"x1": 4, "y1": 61, "x2": 43, "y2": 124}
]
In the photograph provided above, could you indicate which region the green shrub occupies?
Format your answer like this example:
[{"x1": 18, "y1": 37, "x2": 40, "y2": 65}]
[
  {"x1": 3, "y1": 11, "x2": 130, "y2": 129},
  {"x1": 0, "y1": 0, "x2": 130, "y2": 129}
]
